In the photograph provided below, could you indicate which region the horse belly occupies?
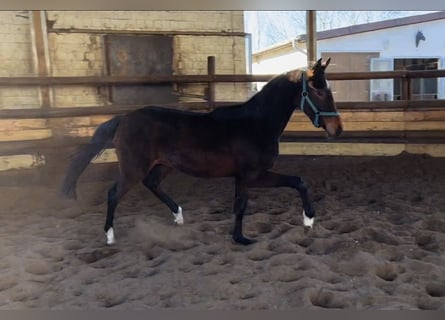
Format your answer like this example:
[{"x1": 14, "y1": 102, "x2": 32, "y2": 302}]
[{"x1": 169, "y1": 151, "x2": 237, "y2": 178}]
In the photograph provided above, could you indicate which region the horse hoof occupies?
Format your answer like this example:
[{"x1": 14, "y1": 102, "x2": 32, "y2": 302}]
[
  {"x1": 302, "y1": 210, "x2": 314, "y2": 228},
  {"x1": 173, "y1": 206, "x2": 184, "y2": 225},
  {"x1": 233, "y1": 235, "x2": 256, "y2": 245},
  {"x1": 106, "y1": 228, "x2": 115, "y2": 245},
  {"x1": 174, "y1": 216, "x2": 184, "y2": 225}
]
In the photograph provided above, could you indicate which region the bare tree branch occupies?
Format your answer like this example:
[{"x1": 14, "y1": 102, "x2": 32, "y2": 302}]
[{"x1": 245, "y1": 11, "x2": 435, "y2": 52}]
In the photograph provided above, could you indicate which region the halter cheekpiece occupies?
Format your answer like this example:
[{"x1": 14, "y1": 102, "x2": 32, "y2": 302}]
[{"x1": 300, "y1": 72, "x2": 340, "y2": 128}]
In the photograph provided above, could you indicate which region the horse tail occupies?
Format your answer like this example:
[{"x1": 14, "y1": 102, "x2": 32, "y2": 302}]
[{"x1": 60, "y1": 115, "x2": 122, "y2": 199}]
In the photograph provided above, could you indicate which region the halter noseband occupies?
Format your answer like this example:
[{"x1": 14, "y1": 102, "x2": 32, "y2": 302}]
[{"x1": 300, "y1": 72, "x2": 340, "y2": 128}]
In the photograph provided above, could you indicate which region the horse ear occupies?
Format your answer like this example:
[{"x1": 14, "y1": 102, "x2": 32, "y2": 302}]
[
  {"x1": 312, "y1": 58, "x2": 325, "y2": 74},
  {"x1": 323, "y1": 57, "x2": 331, "y2": 70},
  {"x1": 312, "y1": 58, "x2": 322, "y2": 70},
  {"x1": 310, "y1": 58, "x2": 329, "y2": 88},
  {"x1": 312, "y1": 58, "x2": 331, "y2": 73}
]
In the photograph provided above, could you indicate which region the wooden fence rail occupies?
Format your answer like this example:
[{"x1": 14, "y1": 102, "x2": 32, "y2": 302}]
[
  {"x1": 0, "y1": 69, "x2": 444, "y2": 86},
  {"x1": 1, "y1": 60, "x2": 445, "y2": 120},
  {"x1": 1, "y1": 100, "x2": 445, "y2": 120},
  {"x1": 1, "y1": 56, "x2": 445, "y2": 176}
]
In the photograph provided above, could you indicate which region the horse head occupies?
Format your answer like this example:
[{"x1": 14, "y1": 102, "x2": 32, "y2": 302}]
[
  {"x1": 416, "y1": 30, "x2": 425, "y2": 48},
  {"x1": 288, "y1": 58, "x2": 343, "y2": 137}
]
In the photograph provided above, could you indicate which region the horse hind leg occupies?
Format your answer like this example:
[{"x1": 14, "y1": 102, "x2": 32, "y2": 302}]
[
  {"x1": 232, "y1": 179, "x2": 256, "y2": 245},
  {"x1": 105, "y1": 183, "x2": 119, "y2": 245},
  {"x1": 142, "y1": 164, "x2": 183, "y2": 225},
  {"x1": 104, "y1": 173, "x2": 140, "y2": 245}
]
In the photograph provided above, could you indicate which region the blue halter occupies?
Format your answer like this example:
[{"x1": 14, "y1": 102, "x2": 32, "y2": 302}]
[{"x1": 300, "y1": 72, "x2": 340, "y2": 128}]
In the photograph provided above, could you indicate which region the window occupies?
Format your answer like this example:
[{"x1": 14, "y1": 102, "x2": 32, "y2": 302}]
[
  {"x1": 393, "y1": 58, "x2": 438, "y2": 100},
  {"x1": 370, "y1": 58, "x2": 393, "y2": 101},
  {"x1": 371, "y1": 57, "x2": 439, "y2": 101}
]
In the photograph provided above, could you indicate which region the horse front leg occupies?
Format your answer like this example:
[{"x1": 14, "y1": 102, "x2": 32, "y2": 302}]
[
  {"x1": 246, "y1": 171, "x2": 315, "y2": 228},
  {"x1": 143, "y1": 165, "x2": 183, "y2": 225},
  {"x1": 232, "y1": 179, "x2": 256, "y2": 245}
]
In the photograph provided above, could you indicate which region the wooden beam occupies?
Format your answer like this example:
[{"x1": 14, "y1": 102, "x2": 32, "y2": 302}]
[
  {"x1": 404, "y1": 110, "x2": 445, "y2": 121},
  {"x1": 0, "y1": 119, "x2": 48, "y2": 131},
  {"x1": 0, "y1": 154, "x2": 45, "y2": 172},
  {"x1": 29, "y1": 10, "x2": 52, "y2": 108},
  {"x1": 2, "y1": 101, "x2": 445, "y2": 120},
  {"x1": 333, "y1": 110, "x2": 445, "y2": 122},
  {"x1": 306, "y1": 10, "x2": 317, "y2": 66},
  {"x1": 285, "y1": 121, "x2": 407, "y2": 132},
  {"x1": 405, "y1": 144, "x2": 445, "y2": 157},
  {"x1": 287, "y1": 121, "x2": 445, "y2": 132},
  {"x1": 48, "y1": 28, "x2": 248, "y2": 38},
  {"x1": 207, "y1": 56, "x2": 216, "y2": 109},
  {"x1": 0, "y1": 103, "x2": 207, "y2": 119},
  {"x1": 5, "y1": 139, "x2": 445, "y2": 172},
  {"x1": 279, "y1": 142, "x2": 445, "y2": 157},
  {"x1": 0, "y1": 129, "x2": 52, "y2": 142},
  {"x1": 0, "y1": 74, "x2": 275, "y2": 86},
  {"x1": 55, "y1": 143, "x2": 445, "y2": 165},
  {"x1": 291, "y1": 111, "x2": 406, "y2": 122},
  {"x1": 280, "y1": 142, "x2": 406, "y2": 156},
  {"x1": 1, "y1": 70, "x2": 445, "y2": 87},
  {"x1": 326, "y1": 69, "x2": 445, "y2": 80}
]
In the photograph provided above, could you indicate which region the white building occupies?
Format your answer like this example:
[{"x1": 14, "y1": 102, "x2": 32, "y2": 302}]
[{"x1": 252, "y1": 11, "x2": 445, "y2": 101}]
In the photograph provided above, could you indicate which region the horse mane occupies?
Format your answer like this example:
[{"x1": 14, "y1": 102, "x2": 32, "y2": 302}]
[
  {"x1": 209, "y1": 70, "x2": 304, "y2": 120},
  {"x1": 244, "y1": 70, "x2": 303, "y2": 106}
]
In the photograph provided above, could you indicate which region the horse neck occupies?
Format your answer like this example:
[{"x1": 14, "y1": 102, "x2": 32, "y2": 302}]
[{"x1": 249, "y1": 77, "x2": 302, "y2": 137}]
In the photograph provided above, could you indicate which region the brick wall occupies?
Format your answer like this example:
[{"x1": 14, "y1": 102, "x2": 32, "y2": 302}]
[
  {"x1": 45, "y1": 11, "x2": 247, "y2": 106},
  {"x1": 0, "y1": 11, "x2": 247, "y2": 109},
  {"x1": 47, "y1": 11, "x2": 244, "y2": 32},
  {"x1": 174, "y1": 35, "x2": 248, "y2": 102},
  {"x1": 0, "y1": 11, "x2": 248, "y2": 172},
  {"x1": 0, "y1": 12, "x2": 40, "y2": 109}
]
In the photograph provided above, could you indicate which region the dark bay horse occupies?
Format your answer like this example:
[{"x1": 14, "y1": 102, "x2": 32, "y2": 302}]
[{"x1": 61, "y1": 58, "x2": 343, "y2": 245}]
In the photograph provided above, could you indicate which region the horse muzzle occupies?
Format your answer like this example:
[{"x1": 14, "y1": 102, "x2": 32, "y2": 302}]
[{"x1": 324, "y1": 117, "x2": 343, "y2": 137}]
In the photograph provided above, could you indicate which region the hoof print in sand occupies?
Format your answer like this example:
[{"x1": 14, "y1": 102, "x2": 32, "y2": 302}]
[
  {"x1": 24, "y1": 260, "x2": 53, "y2": 276},
  {"x1": 425, "y1": 283, "x2": 445, "y2": 298},
  {"x1": 77, "y1": 248, "x2": 119, "y2": 264},
  {"x1": 252, "y1": 221, "x2": 273, "y2": 234},
  {"x1": 415, "y1": 233, "x2": 439, "y2": 252},
  {"x1": 322, "y1": 219, "x2": 359, "y2": 234},
  {"x1": 247, "y1": 247, "x2": 275, "y2": 261},
  {"x1": 375, "y1": 263, "x2": 398, "y2": 282},
  {"x1": 310, "y1": 289, "x2": 349, "y2": 309}
]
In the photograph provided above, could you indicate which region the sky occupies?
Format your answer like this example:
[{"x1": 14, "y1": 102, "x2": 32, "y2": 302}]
[{"x1": 244, "y1": 11, "x2": 438, "y2": 52}]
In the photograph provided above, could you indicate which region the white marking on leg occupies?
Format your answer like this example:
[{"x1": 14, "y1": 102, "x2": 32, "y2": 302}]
[
  {"x1": 106, "y1": 227, "x2": 115, "y2": 245},
  {"x1": 173, "y1": 206, "x2": 184, "y2": 225},
  {"x1": 302, "y1": 210, "x2": 314, "y2": 228}
]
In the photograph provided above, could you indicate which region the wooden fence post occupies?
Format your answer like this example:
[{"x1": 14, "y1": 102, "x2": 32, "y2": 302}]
[
  {"x1": 30, "y1": 10, "x2": 52, "y2": 108},
  {"x1": 401, "y1": 72, "x2": 411, "y2": 101},
  {"x1": 207, "y1": 56, "x2": 216, "y2": 109},
  {"x1": 306, "y1": 10, "x2": 317, "y2": 66}
]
